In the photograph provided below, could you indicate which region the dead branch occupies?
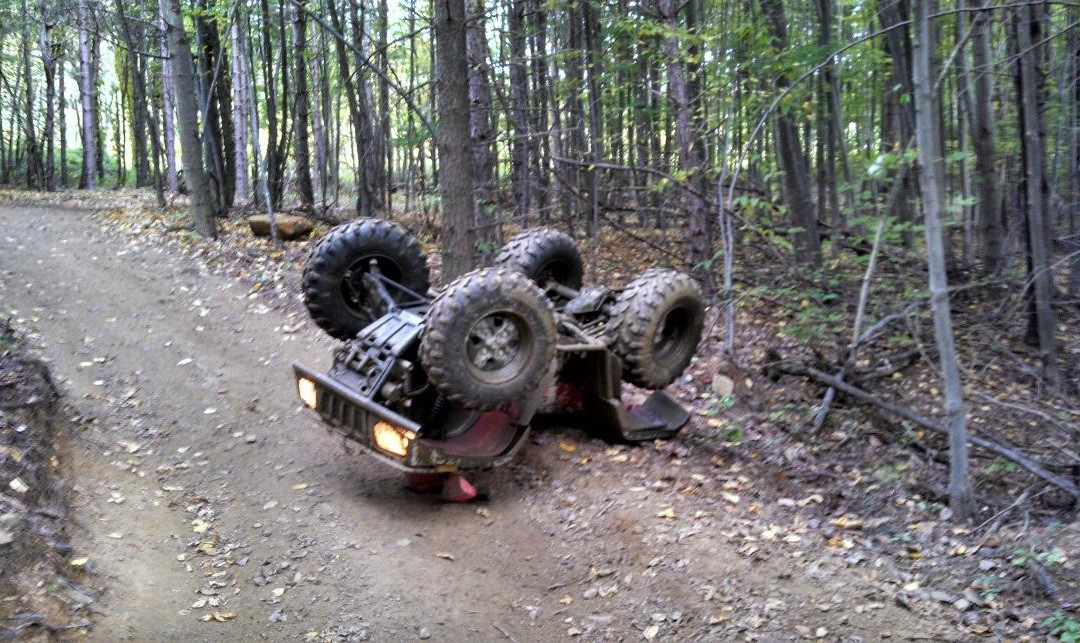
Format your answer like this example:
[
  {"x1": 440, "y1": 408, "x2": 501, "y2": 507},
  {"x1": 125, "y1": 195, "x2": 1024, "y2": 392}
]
[{"x1": 785, "y1": 365, "x2": 1080, "y2": 499}]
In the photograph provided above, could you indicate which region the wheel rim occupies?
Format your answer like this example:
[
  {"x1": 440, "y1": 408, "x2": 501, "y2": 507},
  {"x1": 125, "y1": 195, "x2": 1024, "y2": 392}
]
[
  {"x1": 465, "y1": 310, "x2": 533, "y2": 385},
  {"x1": 341, "y1": 254, "x2": 403, "y2": 319},
  {"x1": 653, "y1": 305, "x2": 694, "y2": 366}
]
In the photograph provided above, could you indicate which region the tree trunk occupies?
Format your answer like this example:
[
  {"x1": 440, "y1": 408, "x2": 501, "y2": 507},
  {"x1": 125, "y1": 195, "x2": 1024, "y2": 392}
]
[
  {"x1": 759, "y1": 0, "x2": 820, "y2": 263},
  {"x1": 962, "y1": 0, "x2": 1004, "y2": 274},
  {"x1": 434, "y1": 0, "x2": 477, "y2": 280},
  {"x1": 467, "y1": 0, "x2": 496, "y2": 215},
  {"x1": 327, "y1": 0, "x2": 375, "y2": 217},
  {"x1": 349, "y1": 0, "x2": 382, "y2": 212},
  {"x1": 193, "y1": 0, "x2": 233, "y2": 213},
  {"x1": 1016, "y1": 6, "x2": 1059, "y2": 386},
  {"x1": 230, "y1": 19, "x2": 250, "y2": 204},
  {"x1": 528, "y1": 0, "x2": 551, "y2": 219},
  {"x1": 507, "y1": 0, "x2": 530, "y2": 221},
  {"x1": 659, "y1": 0, "x2": 712, "y2": 285},
  {"x1": 378, "y1": 0, "x2": 391, "y2": 208},
  {"x1": 21, "y1": 0, "x2": 42, "y2": 190},
  {"x1": 39, "y1": 10, "x2": 55, "y2": 191},
  {"x1": 912, "y1": 0, "x2": 973, "y2": 521},
  {"x1": 292, "y1": 1, "x2": 315, "y2": 210},
  {"x1": 58, "y1": 55, "x2": 67, "y2": 188},
  {"x1": 160, "y1": 0, "x2": 217, "y2": 237},
  {"x1": 160, "y1": 13, "x2": 179, "y2": 192}
]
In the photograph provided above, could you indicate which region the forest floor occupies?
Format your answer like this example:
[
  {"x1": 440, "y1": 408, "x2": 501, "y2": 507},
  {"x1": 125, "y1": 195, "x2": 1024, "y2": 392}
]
[{"x1": 0, "y1": 192, "x2": 1075, "y2": 641}]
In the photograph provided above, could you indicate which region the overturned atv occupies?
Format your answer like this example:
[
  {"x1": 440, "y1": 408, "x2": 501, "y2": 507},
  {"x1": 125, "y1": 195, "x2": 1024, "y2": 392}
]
[{"x1": 293, "y1": 219, "x2": 705, "y2": 472}]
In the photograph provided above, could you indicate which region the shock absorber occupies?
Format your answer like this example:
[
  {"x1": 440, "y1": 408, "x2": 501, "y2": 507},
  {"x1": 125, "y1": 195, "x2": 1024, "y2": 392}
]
[{"x1": 423, "y1": 395, "x2": 450, "y2": 437}]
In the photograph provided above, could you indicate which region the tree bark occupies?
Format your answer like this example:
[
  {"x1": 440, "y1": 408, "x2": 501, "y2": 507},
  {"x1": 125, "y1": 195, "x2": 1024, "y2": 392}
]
[
  {"x1": 912, "y1": 0, "x2": 973, "y2": 520},
  {"x1": 21, "y1": 0, "x2": 42, "y2": 190},
  {"x1": 759, "y1": 0, "x2": 820, "y2": 263},
  {"x1": 507, "y1": 0, "x2": 530, "y2": 221},
  {"x1": 962, "y1": 0, "x2": 1004, "y2": 274},
  {"x1": 467, "y1": 0, "x2": 496, "y2": 244},
  {"x1": 292, "y1": 1, "x2": 315, "y2": 210},
  {"x1": 1016, "y1": 6, "x2": 1059, "y2": 386},
  {"x1": 659, "y1": 0, "x2": 712, "y2": 285},
  {"x1": 230, "y1": 19, "x2": 250, "y2": 204},
  {"x1": 39, "y1": 7, "x2": 55, "y2": 191},
  {"x1": 327, "y1": 0, "x2": 375, "y2": 217},
  {"x1": 160, "y1": 0, "x2": 217, "y2": 237},
  {"x1": 160, "y1": 13, "x2": 179, "y2": 192},
  {"x1": 434, "y1": 0, "x2": 477, "y2": 280}
]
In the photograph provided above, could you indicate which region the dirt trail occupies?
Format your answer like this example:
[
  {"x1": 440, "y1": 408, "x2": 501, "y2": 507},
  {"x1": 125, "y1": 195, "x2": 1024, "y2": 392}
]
[{"x1": 0, "y1": 206, "x2": 952, "y2": 641}]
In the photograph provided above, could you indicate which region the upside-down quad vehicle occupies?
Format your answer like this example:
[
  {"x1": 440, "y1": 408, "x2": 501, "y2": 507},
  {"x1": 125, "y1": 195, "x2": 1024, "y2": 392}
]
[{"x1": 293, "y1": 219, "x2": 705, "y2": 475}]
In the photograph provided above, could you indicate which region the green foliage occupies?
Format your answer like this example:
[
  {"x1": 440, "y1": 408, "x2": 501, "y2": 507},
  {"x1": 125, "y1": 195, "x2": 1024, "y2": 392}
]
[{"x1": 1042, "y1": 612, "x2": 1080, "y2": 643}]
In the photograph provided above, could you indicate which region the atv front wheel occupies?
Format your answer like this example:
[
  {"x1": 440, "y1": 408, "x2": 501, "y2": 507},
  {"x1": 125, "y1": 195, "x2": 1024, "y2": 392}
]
[
  {"x1": 420, "y1": 268, "x2": 556, "y2": 411},
  {"x1": 607, "y1": 269, "x2": 705, "y2": 389},
  {"x1": 494, "y1": 228, "x2": 584, "y2": 291},
  {"x1": 302, "y1": 218, "x2": 429, "y2": 340}
]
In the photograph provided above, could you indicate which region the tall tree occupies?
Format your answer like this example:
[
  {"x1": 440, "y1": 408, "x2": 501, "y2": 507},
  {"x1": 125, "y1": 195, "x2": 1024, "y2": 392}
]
[
  {"x1": 759, "y1": 0, "x2": 820, "y2": 263},
  {"x1": 39, "y1": 1, "x2": 56, "y2": 191},
  {"x1": 292, "y1": 0, "x2": 315, "y2": 210},
  {"x1": 21, "y1": 0, "x2": 42, "y2": 189},
  {"x1": 434, "y1": 0, "x2": 477, "y2": 279},
  {"x1": 658, "y1": 0, "x2": 711, "y2": 281},
  {"x1": 160, "y1": 0, "x2": 216, "y2": 237},
  {"x1": 1016, "y1": 5, "x2": 1059, "y2": 386},
  {"x1": 964, "y1": 0, "x2": 1003, "y2": 274},
  {"x1": 230, "y1": 17, "x2": 251, "y2": 204},
  {"x1": 912, "y1": 0, "x2": 972, "y2": 520}
]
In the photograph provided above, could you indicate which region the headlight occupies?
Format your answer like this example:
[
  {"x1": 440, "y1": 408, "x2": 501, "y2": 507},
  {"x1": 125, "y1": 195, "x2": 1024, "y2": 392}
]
[
  {"x1": 373, "y1": 421, "x2": 415, "y2": 457},
  {"x1": 297, "y1": 378, "x2": 318, "y2": 409}
]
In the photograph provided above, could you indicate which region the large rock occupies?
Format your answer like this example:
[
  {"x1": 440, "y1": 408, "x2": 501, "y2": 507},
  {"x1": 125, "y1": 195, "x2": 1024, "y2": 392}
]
[{"x1": 246, "y1": 214, "x2": 313, "y2": 240}]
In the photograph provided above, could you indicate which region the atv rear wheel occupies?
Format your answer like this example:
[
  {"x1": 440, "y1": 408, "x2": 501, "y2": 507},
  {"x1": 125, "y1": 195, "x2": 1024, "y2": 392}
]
[
  {"x1": 302, "y1": 218, "x2": 429, "y2": 340},
  {"x1": 494, "y1": 228, "x2": 584, "y2": 291},
  {"x1": 607, "y1": 269, "x2": 705, "y2": 389},
  {"x1": 420, "y1": 268, "x2": 556, "y2": 411}
]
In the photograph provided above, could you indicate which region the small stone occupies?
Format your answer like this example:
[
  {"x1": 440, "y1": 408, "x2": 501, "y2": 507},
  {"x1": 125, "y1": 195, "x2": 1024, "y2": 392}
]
[
  {"x1": 269, "y1": 610, "x2": 285, "y2": 623},
  {"x1": 711, "y1": 374, "x2": 735, "y2": 397},
  {"x1": 418, "y1": 627, "x2": 431, "y2": 639},
  {"x1": 952, "y1": 599, "x2": 971, "y2": 612},
  {"x1": 583, "y1": 588, "x2": 598, "y2": 599}
]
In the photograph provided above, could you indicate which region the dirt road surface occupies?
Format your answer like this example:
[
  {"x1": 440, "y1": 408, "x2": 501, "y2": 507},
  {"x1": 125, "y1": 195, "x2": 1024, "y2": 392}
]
[{"x1": 0, "y1": 206, "x2": 952, "y2": 641}]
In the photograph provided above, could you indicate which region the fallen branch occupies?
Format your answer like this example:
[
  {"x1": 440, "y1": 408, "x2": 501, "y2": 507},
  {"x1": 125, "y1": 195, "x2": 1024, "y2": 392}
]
[{"x1": 789, "y1": 366, "x2": 1079, "y2": 499}]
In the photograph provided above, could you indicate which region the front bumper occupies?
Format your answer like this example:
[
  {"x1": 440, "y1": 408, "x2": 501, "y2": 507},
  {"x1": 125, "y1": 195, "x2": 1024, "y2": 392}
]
[{"x1": 293, "y1": 362, "x2": 529, "y2": 472}]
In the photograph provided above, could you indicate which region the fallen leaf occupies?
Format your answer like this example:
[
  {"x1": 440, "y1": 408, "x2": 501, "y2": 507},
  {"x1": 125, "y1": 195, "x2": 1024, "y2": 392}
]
[
  {"x1": 656, "y1": 507, "x2": 676, "y2": 519},
  {"x1": 436, "y1": 552, "x2": 455, "y2": 561},
  {"x1": 291, "y1": 483, "x2": 309, "y2": 491},
  {"x1": 70, "y1": 557, "x2": 89, "y2": 567},
  {"x1": 559, "y1": 442, "x2": 577, "y2": 453}
]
